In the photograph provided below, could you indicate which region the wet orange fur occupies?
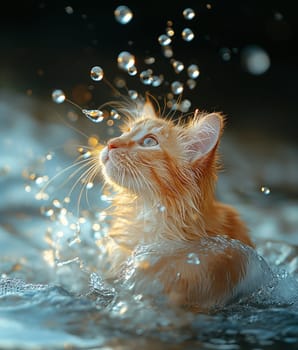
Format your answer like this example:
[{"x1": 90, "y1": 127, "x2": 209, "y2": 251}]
[{"x1": 99, "y1": 100, "x2": 255, "y2": 312}]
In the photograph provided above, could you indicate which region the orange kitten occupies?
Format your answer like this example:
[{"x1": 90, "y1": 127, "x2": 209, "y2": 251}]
[{"x1": 99, "y1": 100, "x2": 263, "y2": 312}]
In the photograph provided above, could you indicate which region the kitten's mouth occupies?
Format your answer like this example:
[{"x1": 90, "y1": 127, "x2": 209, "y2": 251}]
[{"x1": 100, "y1": 147, "x2": 109, "y2": 164}]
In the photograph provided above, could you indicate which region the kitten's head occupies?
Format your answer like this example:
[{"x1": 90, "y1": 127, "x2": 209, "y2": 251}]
[{"x1": 100, "y1": 101, "x2": 223, "y2": 202}]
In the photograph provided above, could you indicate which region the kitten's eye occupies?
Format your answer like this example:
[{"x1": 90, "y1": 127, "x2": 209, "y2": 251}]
[{"x1": 140, "y1": 136, "x2": 158, "y2": 147}]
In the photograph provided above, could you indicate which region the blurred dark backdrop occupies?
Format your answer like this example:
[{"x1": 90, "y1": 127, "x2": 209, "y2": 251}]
[{"x1": 0, "y1": 0, "x2": 297, "y2": 141}]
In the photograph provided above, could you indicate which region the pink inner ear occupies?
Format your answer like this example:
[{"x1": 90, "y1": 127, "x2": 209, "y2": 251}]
[{"x1": 187, "y1": 113, "x2": 221, "y2": 162}]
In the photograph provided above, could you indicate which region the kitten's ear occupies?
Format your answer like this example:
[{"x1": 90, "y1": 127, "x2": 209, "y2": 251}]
[
  {"x1": 142, "y1": 100, "x2": 158, "y2": 118},
  {"x1": 186, "y1": 113, "x2": 223, "y2": 163}
]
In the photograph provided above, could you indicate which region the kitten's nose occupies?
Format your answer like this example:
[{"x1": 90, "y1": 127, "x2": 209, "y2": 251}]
[{"x1": 108, "y1": 139, "x2": 120, "y2": 150}]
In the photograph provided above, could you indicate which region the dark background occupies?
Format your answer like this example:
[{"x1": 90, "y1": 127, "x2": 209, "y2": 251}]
[{"x1": 0, "y1": 0, "x2": 297, "y2": 141}]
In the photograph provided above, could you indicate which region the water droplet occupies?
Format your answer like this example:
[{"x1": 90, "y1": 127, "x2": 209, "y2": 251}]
[
  {"x1": 151, "y1": 75, "x2": 164, "y2": 87},
  {"x1": 183, "y1": 8, "x2": 195, "y2": 20},
  {"x1": 52, "y1": 89, "x2": 65, "y2": 104},
  {"x1": 114, "y1": 77, "x2": 126, "y2": 88},
  {"x1": 65, "y1": 6, "x2": 74, "y2": 14},
  {"x1": 171, "y1": 81, "x2": 184, "y2": 95},
  {"x1": 241, "y1": 45, "x2": 271, "y2": 75},
  {"x1": 114, "y1": 5, "x2": 133, "y2": 25},
  {"x1": 261, "y1": 186, "x2": 271, "y2": 195},
  {"x1": 166, "y1": 27, "x2": 175, "y2": 37},
  {"x1": 159, "y1": 205, "x2": 166, "y2": 212},
  {"x1": 140, "y1": 69, "x2": 153, "y2": 85},
  {"x1": 82, "y1": 109, "x2": 104, "y2": 123},
  {"x1": 187, "y1": 252, "x2": 200, "y2": 265},
  {"x1": 162, "y1": 46, "x2": 173, "y2": 58},
  {"x1": 86, "y1": 182, "x2": 94, "y2": 190},
  {"x1": 172, "y1": 60, "x2": 184, "y2": 73},
  {"x1": 117, "y1": 51, "x2": 135, "y2": 70},
  {"x1": 187, "y1": 79, "x2": 196, "y2": 90},
  {"x1": 182, "y1": 28, "x2": 195, "y2": 42},
  {"x1": 127, "y1": 65, "x2": 138, "y2": 76},
  {"x1": 90, "y1": 66, "x2": 104, "y2": 81},
  {"x1": 158, "y1": 34, "x2": 171, "y2": 46},
  {"x1": 40, "y1": 206, "x2": 54, "y2": 217},
  {"x1": 35, "y1": 175, "x2": 49, "y2": 186},
  {"x1": 274, "y1": 12, "x2": 283, "y2": 21},
  {"x1": 25, "y1": 185, "x2": 31, "y2": 192},
  {"x1": 110, "y1": 109, "x2": 121, "y2": 120},
  {"x1": 77, "y1": 147, "x2": 92, "y2": 159},
  {"x1": 45, "y1": 152, "x2": 54, "y2": 160},
  {"x1": 128, "y1": 90, "x2": 138, "y2": 100},
  {"x1": 220, "y1": 47, "x2": 232, "y2": 61},
  {"x1": 64, "y1": 197, "x2": 71, "y2": 203},
  {"x1": 180, "y1": 99, "x2": 192, "y2": 112},
  {"x1": 52, "y1": 199, "x2": 61, "y2": 209},
  {"x1": 144, "y1": 56, "x2": 155, "y2": 65},
  {"x1": 187, "y1": 64, "x2": 200, "y2": 79},
  {"x1": 35, "y1": 192, "x2": 49, "y2": 200}
]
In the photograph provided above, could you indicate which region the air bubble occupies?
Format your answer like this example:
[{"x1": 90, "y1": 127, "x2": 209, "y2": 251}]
[
  {"x1": 187, "y1": 252, "x2": 200, "y2": 265},
  {"x1": 158, "y1": 34, "x2": 171, "y2": 46},
  {"x1": 171, "y1": 81, "x2": 184, "y2": 95},
  {"x1": 117, "y1": 51, "x2": 135, "y2": 70},
  {"x1": 172, "y1": 60, "x2": 184, "y2": 73},
  {"x1": 187, "y1": 64, "x2": 200, "y2": 79},
  {"x1": 90, "y1": 66, "x2": 104, "y2": 81},
  {"x1": 128, "y1": 90, "x2": 138, "y2": 100},
  {"x1": 52, "y1": 89, "x2": 65, "y2": 104},
  {"x1": 114, "y1": 5, "x2": 133, "y2": 25},
  {"x1": 182, "y1": 28, "x2": 195, "y2": 42},
  {"x1": 82, "y1": 109, "x2": 104, "y2": 123},
  {"x1": 183, "y1": 8, "x2": 195, "y2": 20},
  {"x1": 261, "y1": 186, "x2": 271, "y2": 195},
  {"x1": 140, "y1": 69, "x2": 153, "y2": 85}
]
